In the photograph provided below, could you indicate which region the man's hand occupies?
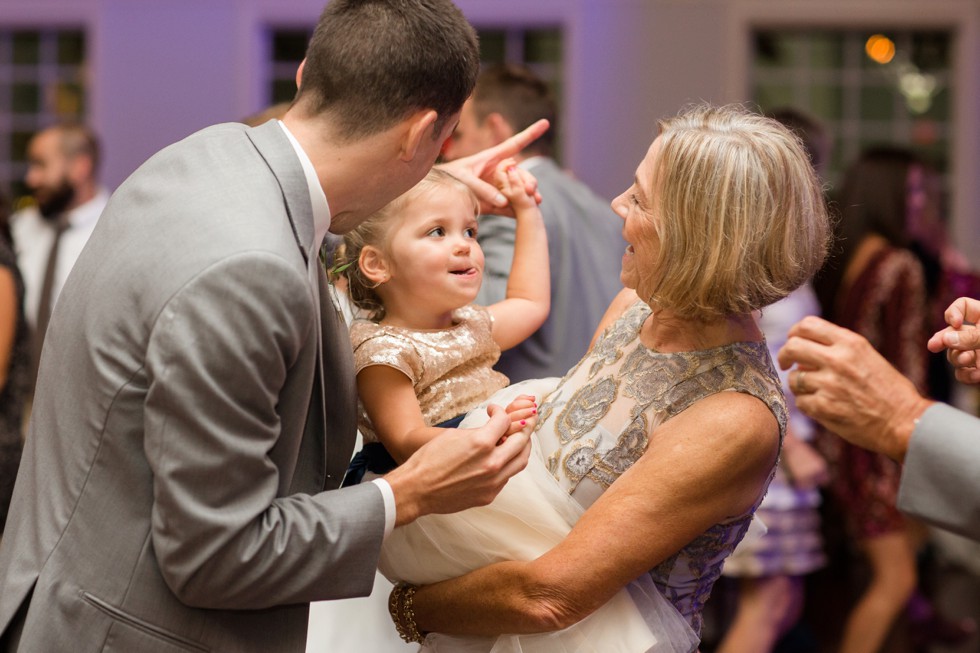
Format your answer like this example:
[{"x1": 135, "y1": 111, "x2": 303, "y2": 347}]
[
  {"x1": 927, "y1": 297, "x2": 980, "y2": 384},
  {"x1": 384, "y1": 404, "x2": 532, "y2": 526},
  {"x1": 777, "y1": 316, "x2": 932, "y2": 463},
  {"x1": 437, "y1": 119, "x2": 549, "y2": 216}
]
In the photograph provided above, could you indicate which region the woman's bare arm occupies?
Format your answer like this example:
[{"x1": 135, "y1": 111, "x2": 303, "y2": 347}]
[
  {"x1": 0, "y1": 268, "x2": 18, "y2": 391},
  {"x1": 411, "y1": 390, "x2": 780, "y2": 635}
]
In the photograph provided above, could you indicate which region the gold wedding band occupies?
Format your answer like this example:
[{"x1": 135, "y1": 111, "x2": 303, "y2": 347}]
[{"x1": 796, "y1": 370, "x2": 808, "y2": 394}]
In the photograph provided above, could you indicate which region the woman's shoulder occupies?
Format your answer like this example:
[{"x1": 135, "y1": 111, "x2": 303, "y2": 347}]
[
  {"x1": 593, "y1": 292, "x2": 648, "y2": 340},
  {"x1": 655, "y1": 339, "x2": 786, "y2": 438},
  {"x1": 858, "y1": 245, "x2": 927, "y2": 298}
]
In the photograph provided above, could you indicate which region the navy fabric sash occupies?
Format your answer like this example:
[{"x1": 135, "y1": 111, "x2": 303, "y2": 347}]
[{"x1": 341, "y1": 414, "x2": 466, "y2": 487}]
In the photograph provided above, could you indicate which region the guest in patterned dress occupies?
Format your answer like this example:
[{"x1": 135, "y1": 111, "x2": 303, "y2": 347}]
[
  {"x1": 0, "y1": 194, "x2": 32, "y2": 536},
  {"x1": 375, "y1": 104, "x2": 831, "y2": 652},
  {"x1": 812, "y1": 146, "x2": 931, "y2": 653},
  {"x1": 907, "y1": 162, "x2": 980, "y2": 406}
]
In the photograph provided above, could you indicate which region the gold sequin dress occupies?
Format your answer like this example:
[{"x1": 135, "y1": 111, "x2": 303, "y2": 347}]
[
  {"x1": 379, "y1": 300, "x2": 786, "y2": 652},
  {"x1": 350, "y1": 304, "x2": 509, "y2": 441}
]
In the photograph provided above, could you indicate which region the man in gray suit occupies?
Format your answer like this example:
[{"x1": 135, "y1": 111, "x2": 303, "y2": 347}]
[
  {"x1": 442, "y1": 64, "x2": 626, "y2": 383},
  {"x1": 0, "y1": 2, "x2": 545, "y2": 651},
  {"x1": 777, "y1": 297, "x2": 980, "y2": 542}
]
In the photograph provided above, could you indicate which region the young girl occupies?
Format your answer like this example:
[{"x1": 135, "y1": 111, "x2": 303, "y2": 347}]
[
  {"x1": 339, "y1": 161, "x2": 549, "y2": 484},
  {"x1": 338, "y1": 162, "x2": 699, "y2": 652}
]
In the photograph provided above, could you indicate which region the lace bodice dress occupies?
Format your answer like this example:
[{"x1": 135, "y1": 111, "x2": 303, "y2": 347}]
[
  {"x1": 534, "y1": 300, "x2": 787, "y2": 634},
  {"x1": 379, "y1": 300, "x2": 786, "y2": 651}
]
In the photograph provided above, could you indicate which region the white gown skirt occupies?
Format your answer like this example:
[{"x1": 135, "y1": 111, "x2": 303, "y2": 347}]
[{"x1": 378, "y1": 379, "x2": 700, "y2": 653}]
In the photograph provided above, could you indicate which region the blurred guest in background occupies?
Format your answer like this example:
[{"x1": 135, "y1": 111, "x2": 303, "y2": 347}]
[
  {"x1": 0, "y1": 192, "x2": 31, "y2": 538},
  {"x1": 812, "y1": 145, "x2": 932, "y2": 653},
  {"x1": 10, "y1": 123, "x2": 108, "y2": 385},
  {"x1": 717, "y1": 107, "x2": 830, "y2": 653},
  {"x1": 905, "y1": 163, "x2": 980, "y2": 406}
]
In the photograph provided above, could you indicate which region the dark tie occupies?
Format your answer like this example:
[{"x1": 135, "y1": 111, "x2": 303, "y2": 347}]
[
  {"x1": 31, "y1": 216, "x2": 70, "y2": 385},
  {"x1": 317, "y1": 264, "x2": 359, "y2": 487}
]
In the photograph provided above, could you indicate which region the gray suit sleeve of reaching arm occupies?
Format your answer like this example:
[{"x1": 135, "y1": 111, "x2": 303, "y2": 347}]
[{"x1": 898, "y1": 402, "x2": 980, "y2": 542}]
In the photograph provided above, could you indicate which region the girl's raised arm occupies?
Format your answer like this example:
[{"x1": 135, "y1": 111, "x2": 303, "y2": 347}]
[{"x1": 487, "y1": 164, "x2": 550, "y2": 351}]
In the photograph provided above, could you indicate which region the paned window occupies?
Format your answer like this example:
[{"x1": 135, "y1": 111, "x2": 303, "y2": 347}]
[
  {"x1": 752, "y1": 29, "x2": 952, "y2": 192},
  {"x1": 0, "y1": 28, "x2": 87, "y2": 209}
]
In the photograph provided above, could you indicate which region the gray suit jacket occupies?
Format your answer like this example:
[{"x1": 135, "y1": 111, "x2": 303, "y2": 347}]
[
  {"x1": 0, "y1": 121, "x2": 385, "y2": 652},
  {"x1": 897, "y1": 402, "x2": 980, "y2": 542},
  {"x1": 475, "y1": 158, "x2": 626, "y2": 382}
]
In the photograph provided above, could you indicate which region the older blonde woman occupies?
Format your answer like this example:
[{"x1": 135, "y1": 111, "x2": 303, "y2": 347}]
[{"x1": 379, "y1": 104, "x2": 831, "y2": 652}]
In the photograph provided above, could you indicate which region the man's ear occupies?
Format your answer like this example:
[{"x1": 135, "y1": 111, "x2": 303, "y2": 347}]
[
  {"x1": 359, "y1": 245, "x2": 391, "y2": 285},
  {"x1": 399, "y1": 109, "x2": 439, "y2": 162},
  {"x1": 295, "y1": 59, "x2": 306, "y2": 90},
  {"x1": 485, "y1": 112, "x2": 516, "y2": 145}
]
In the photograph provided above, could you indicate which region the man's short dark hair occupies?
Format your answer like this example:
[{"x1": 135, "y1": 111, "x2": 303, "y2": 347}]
[
  {"x1": 297, "y1": 0, "x2": 480, "y2": 141},
  {"x1": 472, "y1": 64, "x2": 556, "y2": 157}
]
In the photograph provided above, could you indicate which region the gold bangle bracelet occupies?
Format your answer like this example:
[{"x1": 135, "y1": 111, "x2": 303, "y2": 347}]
[{"x1": 388, "y1": 582, "x2": 425, "y2": 644}]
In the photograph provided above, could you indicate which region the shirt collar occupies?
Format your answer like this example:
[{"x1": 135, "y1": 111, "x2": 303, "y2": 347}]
[{"x1": 277, "y1": 120, "x2": 331, "y2": 255}]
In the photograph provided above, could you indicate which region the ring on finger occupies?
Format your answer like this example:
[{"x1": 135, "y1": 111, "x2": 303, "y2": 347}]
[{"x1": 796, "y1": 369, "x2": 809, "y2": 394}]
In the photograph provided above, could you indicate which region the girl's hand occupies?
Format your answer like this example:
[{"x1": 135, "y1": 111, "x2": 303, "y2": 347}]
[
  {"x1": 436, "y1": 119, "x2": 548, "y2": 216},
  {"x1": 494, "y1": 160, "x2": 539, "y2": 212},
  {"x1": 501, "y1": 394, "x2": 538, "y2": 439}
]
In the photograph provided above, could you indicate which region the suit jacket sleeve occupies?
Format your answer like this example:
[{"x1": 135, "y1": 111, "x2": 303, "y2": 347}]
[
  {"x1": 474, "y1": 214, "x2": 515, "y2": 307},
  {"x1": 143, "y1": 251, "x2": 385, "y2": 609},
  {"x1": 897, "y1": 402, "x2": 980, "y2": 542}
]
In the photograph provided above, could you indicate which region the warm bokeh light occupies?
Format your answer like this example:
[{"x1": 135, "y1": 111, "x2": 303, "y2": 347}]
[{"x1": 865, "y1": 34, "x2": 896, "y2": 64}]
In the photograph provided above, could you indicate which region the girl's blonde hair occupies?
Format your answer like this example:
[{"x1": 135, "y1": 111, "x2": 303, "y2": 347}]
[
  {"x1": 337, "y1": 168, "x2": 479, "y2": 321},
  {"x1": 640, "y1": 103, "x2": 831, "y2": 320}
]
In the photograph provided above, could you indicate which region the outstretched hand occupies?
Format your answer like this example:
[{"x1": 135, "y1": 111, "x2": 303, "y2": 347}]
[
  {"x1": 927, "y1": 297, "x2": 980, "y2": 384},
  {"x1": 384, "y1": 404, "x2": 532, "y2": 526},
  {"x1": 437, "y1": 119, "x2": 549, "y2": 216},
  {"x1": 777, "y1": 316, "x2": 932, "y2": 462}
]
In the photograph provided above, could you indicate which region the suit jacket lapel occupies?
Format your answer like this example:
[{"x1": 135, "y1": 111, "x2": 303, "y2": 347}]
[
  {"x1": 245, "y1": 121, "x2": 314, "y2": 263},
  {"x1": 246, "y1": 121, "x2": 356, "y2": 492},
  {"x1": 317, "y1": 267, "x2": 358, "y2": 488}
]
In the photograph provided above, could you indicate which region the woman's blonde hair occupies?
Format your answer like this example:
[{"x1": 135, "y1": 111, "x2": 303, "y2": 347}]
[
  {"x1": 642, "y1": 103, "x2": 831, "y2": 320},
  {"x1": 337, "y1": 168, "x2": 479, "y2": 321}
]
